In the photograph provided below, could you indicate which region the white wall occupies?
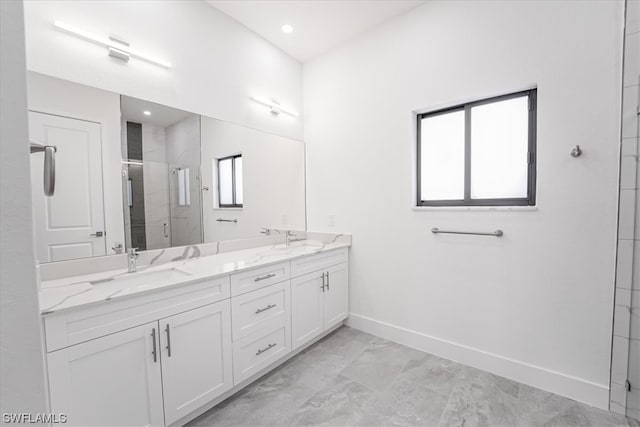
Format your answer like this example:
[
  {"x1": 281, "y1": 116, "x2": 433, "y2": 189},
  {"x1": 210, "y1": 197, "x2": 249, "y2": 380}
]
[
  {"x1": 201, "y1": 116, "x2": 306, "y2": 242},
  {"x1": 0, "y1": 0, "x2": 49, "y2": 416},
  {"x1": 27, "y1": 71, "x2": 125, "y2": 256},
  {"x1": 23, "y1": 0, "x2": 303, "y2": 141},
  {"x1": 304, "y1": 0, "x2": 624, "y2": 408}
]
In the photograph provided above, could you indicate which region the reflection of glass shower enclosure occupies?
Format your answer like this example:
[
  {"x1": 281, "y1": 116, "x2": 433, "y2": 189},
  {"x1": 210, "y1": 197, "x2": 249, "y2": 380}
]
[
  {"x1": 168, "y1": 165, "x2": 203, "y2": 247},
  {"x1": 122, "y1": 161, "x2": 202, "y2": 251},
  {"x1": 120, "y1": 113, "x2": 203, "y2": 252}
]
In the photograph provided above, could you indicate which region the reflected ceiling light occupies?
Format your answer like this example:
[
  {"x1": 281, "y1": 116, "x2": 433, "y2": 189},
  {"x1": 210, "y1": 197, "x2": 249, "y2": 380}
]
[
  {"x1": 143, "y1": 111, "x2": 151, "y2": 116},
  {"x1": 250, "y1": 96, "x2": 299, "y2": 118},
  {"x1": 54, "y1": 20, "x2": 172, "y2": 69},
  {"x1": 281, "y1": 24, "x2": 294, "y2": 34}
]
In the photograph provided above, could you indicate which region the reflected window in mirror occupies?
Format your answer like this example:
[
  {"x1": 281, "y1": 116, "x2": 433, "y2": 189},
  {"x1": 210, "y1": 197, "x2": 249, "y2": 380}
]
[{"x1": 217, "y1": 154, "x2": 243, "y2": 208}]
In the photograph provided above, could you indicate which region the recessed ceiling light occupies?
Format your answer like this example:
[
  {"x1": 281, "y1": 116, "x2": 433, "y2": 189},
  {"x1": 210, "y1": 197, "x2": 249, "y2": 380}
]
[
  {"x1": 281, "y1": 24, "x2": 293, "y2": 34},
  {"x1": 143, "y1": 111, "x2": 151, "y2": 116}
]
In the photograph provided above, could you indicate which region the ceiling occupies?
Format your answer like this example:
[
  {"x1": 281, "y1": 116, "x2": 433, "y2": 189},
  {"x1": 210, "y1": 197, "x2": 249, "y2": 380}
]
[
  {"x1": 207, "y1": 1, "x2": 426, "y2": 62},
  {"x1": 121, "y1": 96, "x2": 195, "y2": 128}
]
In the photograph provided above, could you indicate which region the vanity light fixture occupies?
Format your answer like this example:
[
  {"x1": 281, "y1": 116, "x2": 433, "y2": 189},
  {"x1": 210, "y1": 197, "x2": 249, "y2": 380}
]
[
  {"x1": 281, "y1": 24, "x2": 294, "y2": 34},
  {"x1": 143, "y1": 111, "x2": 151, "y2": 116},
  {"x1": 53, "y1": 20, "x2": 172, "y2": 69},
  {"x1": 250, "y1": 96, "x2": 299, "y2": 118}
]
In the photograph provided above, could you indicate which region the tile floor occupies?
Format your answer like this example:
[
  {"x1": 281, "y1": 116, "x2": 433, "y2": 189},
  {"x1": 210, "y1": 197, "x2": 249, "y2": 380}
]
[{"x1": 187, "y1": 327, "x2": 639, "y2": 427}]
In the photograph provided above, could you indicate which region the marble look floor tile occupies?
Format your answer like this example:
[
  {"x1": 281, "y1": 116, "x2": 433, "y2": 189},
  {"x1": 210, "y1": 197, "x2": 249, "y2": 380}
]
[
  {"x1": 187, "y1": 386, "x2": 257, "y2": 426},
  {"x1": 291, "y1": 375, "x2": 375, "y2": 427},
  {"x1": 456, "y1": 366, "x2": 520, "y2": 400},
  {"x1": 517, "y1": 384, "x2": 630, "y2": 427},
  {"x1": 341, "y1": 339, "x2": 425, "y2": 391},
  {"x1": 188, "y1": 327, "x2": 634, "y2": 427},
  {"x1": 297, "y1": 327, "x2": 375, "y2": 377},
  {"x1": 251, "y1": 355, "x2": 335, "y2": 406},
  {"x1": 357, "y1": 377, "x2": 450, "y2": 426},
  {"x1": 396, "y1": 354, "x2": 465, "y2": 397},
  {"x1": 438, "y1": 382, "x2": 518, "y2": 427}
]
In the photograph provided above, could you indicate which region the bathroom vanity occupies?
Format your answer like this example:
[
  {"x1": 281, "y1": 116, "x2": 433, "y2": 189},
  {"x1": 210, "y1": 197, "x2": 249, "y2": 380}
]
[
  {"x1": 26, "y1": 69, "x2": 335, "y2": 426},
  {"x1": 39, "y1": 236, "x2": 350, "y2": 426}
]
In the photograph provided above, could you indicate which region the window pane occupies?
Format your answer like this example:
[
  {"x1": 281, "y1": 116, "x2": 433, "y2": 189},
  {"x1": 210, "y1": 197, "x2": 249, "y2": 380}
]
[
  {"x1": 420, "y1": 110, "x2": 465, "y2": 201},
  {"x1": 218, "y1": 158, "x2": 233, "y2": 205},
  {"x1": 471, "y1": 96, "x2": 529, "y2": 199},
  {"x1": 234, "y1": 156, "x2": 243, "y2": 205}
]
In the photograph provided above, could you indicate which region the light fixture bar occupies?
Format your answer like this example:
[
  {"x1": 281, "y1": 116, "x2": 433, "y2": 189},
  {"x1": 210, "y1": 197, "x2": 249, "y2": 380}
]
[
  {"x1": 250, "y1": 96, "x2": 299, "y2": 117},
  {"x1": 54, "y1": 20, "x2": 172, "y2": 69}
]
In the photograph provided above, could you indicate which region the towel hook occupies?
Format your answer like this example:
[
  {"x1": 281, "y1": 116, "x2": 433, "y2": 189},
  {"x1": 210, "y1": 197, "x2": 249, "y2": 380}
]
[{"x1": 570, "y1": 145, "x2": 582, "y2": 158}]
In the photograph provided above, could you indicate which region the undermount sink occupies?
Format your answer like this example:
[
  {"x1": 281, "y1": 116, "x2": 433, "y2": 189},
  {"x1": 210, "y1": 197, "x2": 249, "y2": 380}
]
[{"x1": 91, "y1": 267, "x2": 192, "y2": 292}]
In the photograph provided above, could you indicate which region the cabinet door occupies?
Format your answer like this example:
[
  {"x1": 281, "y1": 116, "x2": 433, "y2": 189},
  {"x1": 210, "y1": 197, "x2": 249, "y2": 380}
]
[
  {"x1": 47, "y1": 322, "x2": 164, "y2": 427},
  {"x1": 291, "y1": 271, "x2": 324, "y2": 350},
  {"x1": 159, "y1": 300, "x2": 233, "y2": 425},
  {"x1": 323, "y1": 263, "x2": 349, "y2": 330}
]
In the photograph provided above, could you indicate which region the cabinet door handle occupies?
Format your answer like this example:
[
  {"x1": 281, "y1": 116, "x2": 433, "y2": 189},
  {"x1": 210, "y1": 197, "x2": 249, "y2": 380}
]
[
  {"x1": 255, "y1": 273, "x2": 276, "y2": 282},
  {"x1": 321, "y1": 273, "x2": 325, "y2": 292},
  {"x1": 151, "y1": 328, "x2": 157, "y2": 363},
  {"x1": 326, "y1": 272, "x2": 330, "y2": 291},
  {"x1": 255, "y1": 304, "x2": 276, "y2": 314},
  {"x1": 256, "y1": 342, "x2": 277, "y2": 356},
  {"x1": 165, "y1": 324, "x2": 172, "y2": 357}
]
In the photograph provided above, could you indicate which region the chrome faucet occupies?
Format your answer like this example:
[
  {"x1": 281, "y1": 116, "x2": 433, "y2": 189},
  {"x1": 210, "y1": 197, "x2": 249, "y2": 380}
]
[
  {"x1": 127, "y1": 248, "x2": 139, "y2": 273},
  {"x1": 285, "y1": 230, "x2": 297, "y2": 246},
  {"x1": 260, "y1": 227, "x2": 271, "y2": 236}
]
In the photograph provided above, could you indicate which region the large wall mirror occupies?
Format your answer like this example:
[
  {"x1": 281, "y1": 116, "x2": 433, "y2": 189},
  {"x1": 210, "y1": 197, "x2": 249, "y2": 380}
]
[{"x1": 27, "y1": 71, "x2": 306, "y2": 263}]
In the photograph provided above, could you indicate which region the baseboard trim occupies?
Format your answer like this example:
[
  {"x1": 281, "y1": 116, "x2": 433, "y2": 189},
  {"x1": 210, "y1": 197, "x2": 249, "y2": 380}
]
[{"x1": 346, "y1": 313, "x2": 609, "y2": 409}]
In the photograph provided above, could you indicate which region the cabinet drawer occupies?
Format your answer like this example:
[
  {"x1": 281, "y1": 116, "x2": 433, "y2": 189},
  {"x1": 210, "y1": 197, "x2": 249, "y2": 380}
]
[
  {"x1": 44, "y1": 276, "x2": 230, "y2": 352},
  {"x1": 232, "y1": 323, "x2": 290, "y2": 384},
  {"x1": 290, "y1": 248, "x2": 347, "y2": 278},
  {"x1": 230, "y1": 262, "x2": 290, "y2": 296},
  {"x1": 231, "y1": 281, "x2": 290, "y2": 341}
]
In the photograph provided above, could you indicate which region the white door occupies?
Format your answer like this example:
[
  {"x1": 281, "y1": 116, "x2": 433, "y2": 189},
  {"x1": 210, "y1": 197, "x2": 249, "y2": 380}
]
[
  {"x1": 159, "y1": 300, "x2": 233, "y2": 425},
  {"x1": 323, "y1": 263, "x2": 349, "y2": 330},
  {"x1": 291, "y1": 271, "x2": 324, "y2": 350},
  {"x1": 47, "y1": 322, "x2": 165, "y2": 427},
  {"x1": 29, "y1": 111, "x2": 106, "y2": 262}
]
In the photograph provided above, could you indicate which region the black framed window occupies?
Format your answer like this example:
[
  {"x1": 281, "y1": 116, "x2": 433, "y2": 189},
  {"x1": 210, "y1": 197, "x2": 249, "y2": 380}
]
[
  {"x1": 217, "y1": 154, "x2": 243, "y2": 208},
  {"x1": 417, "y1": 89, "x2": 536, "y2": 207}
]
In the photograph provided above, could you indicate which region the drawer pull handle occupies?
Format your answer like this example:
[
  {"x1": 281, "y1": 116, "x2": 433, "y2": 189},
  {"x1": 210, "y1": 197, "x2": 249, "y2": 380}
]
[
  {"x1": 256, "y1": 342, "x2": 277, "y2": 356},
  {"x1": 165, "y1": 324, "x2": 172, "y2": 357},
  {"x1": 254, "y1": 273, "x2": 276, "y2": 282},
  {"x1": 255, "y1": 304, "x2": 276, "y2": 314},
  {"x1": 151, "y1": 328, "x2": 157, "y2": 363},
  {"x1": 326, "y1": 272, "x2": 330, "y2": 291}
]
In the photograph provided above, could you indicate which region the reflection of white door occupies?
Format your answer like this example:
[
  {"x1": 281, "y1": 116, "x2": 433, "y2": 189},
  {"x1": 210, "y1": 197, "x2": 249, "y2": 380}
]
[{"x1": 29, "y1": 111, "x2": 106, "y2": 262}]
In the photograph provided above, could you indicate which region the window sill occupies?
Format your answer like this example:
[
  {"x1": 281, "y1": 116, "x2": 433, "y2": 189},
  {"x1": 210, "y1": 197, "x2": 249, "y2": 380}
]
[
  {"x1": 214, "y1": 207, "x2": 243, "y2": 211},
  {"x1": 412, "y1": 206, "x2": 538, "y2": 212}
]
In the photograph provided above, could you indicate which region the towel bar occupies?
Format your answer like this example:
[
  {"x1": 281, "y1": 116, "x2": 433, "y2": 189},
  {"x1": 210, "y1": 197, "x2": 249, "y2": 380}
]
[
  {"x1": 216, "y1": 218, "x2": 238, "y2": 223},
  {"x1": 431, "y1": 227, "x2": 503, "y2": 237}
]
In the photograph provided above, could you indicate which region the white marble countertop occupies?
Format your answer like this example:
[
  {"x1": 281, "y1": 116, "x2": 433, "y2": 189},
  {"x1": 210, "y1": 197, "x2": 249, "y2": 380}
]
[{"x1": 39, "y1": 239, "x2": 349, "y2": 316}]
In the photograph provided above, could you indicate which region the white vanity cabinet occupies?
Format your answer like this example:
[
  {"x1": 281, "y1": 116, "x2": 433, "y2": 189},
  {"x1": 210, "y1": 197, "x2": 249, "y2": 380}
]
[
  {"x1": 47, "y1": 322, "x2": 166, "y2": 427},
  {"x1": 44, "y1": 277, "x2": 233, "y2": 427},
  {"x1": 291, "y1": 249, "x2": 349, "y2": 350},
  {"x1": 229, "y1": 265, "x2": 292, "y2": 384},
  {"x1": 42, "y1": 245, "x2": 349, "y2": 426},
  {"x1": 159, "y1": 300, "x2": 233, "y2": 425}
]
